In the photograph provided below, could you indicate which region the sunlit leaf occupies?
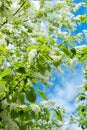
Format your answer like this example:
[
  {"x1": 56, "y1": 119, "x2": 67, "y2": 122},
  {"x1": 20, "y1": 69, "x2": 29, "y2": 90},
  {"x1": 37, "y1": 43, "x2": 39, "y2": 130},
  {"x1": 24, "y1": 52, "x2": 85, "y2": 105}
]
[
  {"x1": 37, "y1": 89, "x2": 48, "y2": 100},
  {"x1": 0, "y1": 69, "x2": 11, "y2": 78},
  {"x1": 27, "y1": 45, "x2": 38, "y2": 50}
]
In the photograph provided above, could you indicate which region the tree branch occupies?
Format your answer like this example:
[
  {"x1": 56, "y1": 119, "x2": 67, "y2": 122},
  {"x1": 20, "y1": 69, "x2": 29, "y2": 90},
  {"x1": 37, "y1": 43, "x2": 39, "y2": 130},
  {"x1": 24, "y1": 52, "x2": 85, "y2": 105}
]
[
  {"x1": 1, "y1": 1, "x2": 26, "y2": 27},
  {"x1": 13, "y1": 1, "x2": 26, "y2": 16},
  {"x1": 1, "y1": 20, "x2": 8, "y2": 26}
]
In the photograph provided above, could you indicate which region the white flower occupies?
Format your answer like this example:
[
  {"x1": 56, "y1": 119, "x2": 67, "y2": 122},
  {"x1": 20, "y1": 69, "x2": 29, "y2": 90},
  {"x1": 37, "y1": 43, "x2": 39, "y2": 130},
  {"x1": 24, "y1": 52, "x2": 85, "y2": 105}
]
[
  {"x1": 83, "y1": 30, "x2": 87, "y2": 40},
  {"x1": 57, "y1": 67, "x2": 64, "y2": 74},
  {"x1": 34, "y1": 72, "x2": 49, "y2": 83},
  {"x1": 41, "y1": 100, "x2": 55, "y2": 108},
  {"x1": 28, "y1": 49, "x2": 37, "y2": 62},
  {"x1": 84, "y1": 62, "x2": 87, "y2": 71},
  {"x1": 73, "y1": 15, "x2": 81, "y2": 21},
  {"x1": 30, "y1": 38, "x2": 36, "y2": 43},
  {"x1": 75, "y1": 45, "x2": 87, "y2": 50},
  {"x1": 0, "y1": 2, "x2": 2, "y2": 7},
  {"x1": 32, "y1": 104, "x2": 41, "y2": 114},
  {"x1": 83, "y1": 30, "x2": 87, "y2": 34},
  {"x1": 0, "y1": 38, "x2": 7, "y2": 45},
  {"x1": 6, "y1": 44, "x2": 14, "y2": 50},
  {"x1": 32, "y1": 1, "x2": 40, "y2": 10},
  {"x1": 50, "y1": 55, "x2": 61, "y2": 61},
  {"x1": 73, "y1": 2, "x2": 85, "y2": 12},
  {"x1": 57, "y1": 1, "x2": 66, "y2": 5},
  {"x1": 70, "y1": 58, "x2": 78, "y2": 70},
  {"x1": 19, "y1": 105, "x2": 27, "y2": 109}
]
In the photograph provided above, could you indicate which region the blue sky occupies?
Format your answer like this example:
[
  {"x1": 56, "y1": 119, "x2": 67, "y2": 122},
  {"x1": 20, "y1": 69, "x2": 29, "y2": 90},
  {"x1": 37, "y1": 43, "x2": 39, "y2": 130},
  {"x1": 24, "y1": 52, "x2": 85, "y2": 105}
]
[
  {"x1": 47, "y1": 1, "x2": 87, "y2": 113},
  {"x1": 34, "y1": 1, "x2": 87, "y2": 129},
  {"x1": 46, "y1": 1, "x2": 87, "y2": 129},
  {"x1": 36, "y1": 0, "x2": 87, "y2": 113},
  {"x1": 47, "y1": 64, "x2": 84, "y2": 113}
]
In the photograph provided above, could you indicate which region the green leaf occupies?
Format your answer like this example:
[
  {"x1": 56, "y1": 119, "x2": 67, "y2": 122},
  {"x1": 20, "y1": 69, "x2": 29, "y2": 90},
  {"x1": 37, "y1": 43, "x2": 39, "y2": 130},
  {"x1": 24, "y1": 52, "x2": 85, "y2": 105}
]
[
  {"x1": 0, "y1": 122, "x2": 4, "y2": 129},
  {"x1": 80, "y1": 15, "x2": 87, "y2": 23},
  {"x1": 18, "y1": 93, "x2": 25, "y2": 104},
  {"x1": 0, "y1": 81, "x2": 6, "y2": 85},
  {"x1": 37, "y1": 89, "x2": 48, "y2": 100},
  {"x1": 37, "y1": 9, "x2": 44, "y2": 18},
  {"x1": 0, "y1": 44, "x2": 6, "y2": 53},
  {"x1": 19, "y1": 125, "x2": 27, "y2": 130},
  {"x1": 40, "y1": 0, "x2": 44, "y2": 8},
  {"x1": 13, "y1": 62, "x2": 22, "y2": 69},
  {"x1": 37, "y1": 61, "x2": 45, "y2": 74},
  {"x1": 40, "y1": 45, "x2": 50, "y2": 53},
  {"x1": 70, "y1": 48, "x2": 76, "y2": 58},
  {"x1": 44, "y1": 108, "x2": 50, "y2": 121},
  {"x1": 11, "y1": 109, "x2": 18, "y2": 119},
  {"x1": 0, "y1": 92, "x2": 6, "y2": 100},
  {"x1": 0, "y1": 57, "x2": 3, "y2": 62},
  {"x1": 26, "y1": 88, "x2": 36, "y2": 103},
  {"x1": 0, "y1": 69, "x2": 11, "y2": 78},
  {"x1": 27, "y1": 45, "x2": 38, "y2": 50},
  {"x1": 84, "y1": 83, "x2": 87, "y2": 91},
  {"x1": 36, "y1": 36, "x2": 46, "y2": 44},
  {"x1": 12, "y1": 92, "x2": 17, "y2": 103},
  {"x1": 76, "y1": 93, "x2": 86, "y2": 101},
  {"x1": 17, "y1": 67, "x2": 26, "y2": 74},
  {"x1": 54, "y1": 109, "x2": 62, "y2": 121}
]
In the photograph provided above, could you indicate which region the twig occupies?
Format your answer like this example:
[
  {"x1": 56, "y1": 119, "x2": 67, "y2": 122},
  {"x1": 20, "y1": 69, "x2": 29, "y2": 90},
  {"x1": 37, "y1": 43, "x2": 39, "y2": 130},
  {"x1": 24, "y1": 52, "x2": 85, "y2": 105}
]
[
  {"x1": 13, "y1": 1, "x2": 26, "y2": 16},
  {"x1": 1, "y1": 1, "x2": 26, "y2": 27},
  {"x1": 1, "y1": 20, "x2": 8, "y2": 26}
]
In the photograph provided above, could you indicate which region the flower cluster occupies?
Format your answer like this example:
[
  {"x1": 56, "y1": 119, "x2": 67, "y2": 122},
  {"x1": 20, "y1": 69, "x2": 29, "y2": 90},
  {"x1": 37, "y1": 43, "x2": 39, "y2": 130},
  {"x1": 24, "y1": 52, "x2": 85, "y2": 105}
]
[
  {"x1": 32, "y1": 104, "x2": 41, "y2": 114},
  {"x1": 41, "y1": 100, "x2": 55, "y2": 108},
  {"x1": 28, "y1": 49, "x2": 37, "y2": 62}
]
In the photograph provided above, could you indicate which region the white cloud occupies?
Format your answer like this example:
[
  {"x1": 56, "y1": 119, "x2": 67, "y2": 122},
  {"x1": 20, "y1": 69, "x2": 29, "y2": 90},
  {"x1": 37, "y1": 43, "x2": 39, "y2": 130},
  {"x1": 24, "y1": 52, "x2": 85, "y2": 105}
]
[
  {"x1": 71, "y1": 124, "x2": 81, "y2": 130},
  {"x1": 47, "y1": 65, "x2": 84, "y2": 129},
  {"x1": 61, "y1": 123, "x2": 81, "y2": 130},
  {"x1": 47, "y1": 65, "x2": 84, "y2": 114}
]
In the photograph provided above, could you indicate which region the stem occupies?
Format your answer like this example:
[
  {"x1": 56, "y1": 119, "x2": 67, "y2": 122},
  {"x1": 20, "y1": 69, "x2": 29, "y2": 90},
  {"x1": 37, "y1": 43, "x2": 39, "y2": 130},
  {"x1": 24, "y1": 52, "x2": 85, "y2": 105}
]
[
  {"x1": 1, "y1": 1, "x2": 26, "y2": 27},
  {"x1": 13, "y1": 1, "x2": 26, "y2": 16},
  {"x1": 1, "y1": 20, "x2": 8, "y2": 26}
]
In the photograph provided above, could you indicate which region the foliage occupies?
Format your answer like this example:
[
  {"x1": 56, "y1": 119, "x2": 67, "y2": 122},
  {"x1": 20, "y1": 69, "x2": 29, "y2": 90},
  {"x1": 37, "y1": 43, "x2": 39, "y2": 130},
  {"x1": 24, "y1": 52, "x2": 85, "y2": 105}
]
[{"x1": 0, "y1": 0, "x2": 87, "y2": 129}]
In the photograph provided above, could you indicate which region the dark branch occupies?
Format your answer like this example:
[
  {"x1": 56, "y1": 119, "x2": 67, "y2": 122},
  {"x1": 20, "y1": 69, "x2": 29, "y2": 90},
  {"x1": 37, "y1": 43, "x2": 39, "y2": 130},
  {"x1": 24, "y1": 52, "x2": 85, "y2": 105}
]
[
  {"x1": 1, "y1": 20, "x2": 8, "y2": 26},
  {"x1": 23, "y1": 16, "x2": 37, "y2": 22},
  {"x1": 13, "y1": 1, "x2": 26, "y2": 16},
  {"x1": 1, "y1": 1, "x2": 26, "y2": 27}
]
